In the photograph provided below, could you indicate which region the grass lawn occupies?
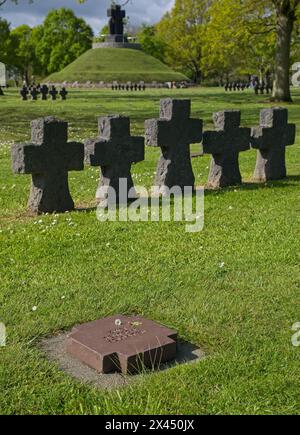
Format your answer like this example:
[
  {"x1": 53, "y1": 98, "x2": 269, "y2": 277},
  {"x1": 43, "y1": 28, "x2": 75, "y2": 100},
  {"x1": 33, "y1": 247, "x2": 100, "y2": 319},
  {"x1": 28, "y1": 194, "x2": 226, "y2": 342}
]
[
  {"x1": 47, "y1": 48, "x2": 188, "y2": 83},
  {"x1": 0, "y1": 87, "x2": 299, "y2": 415}
]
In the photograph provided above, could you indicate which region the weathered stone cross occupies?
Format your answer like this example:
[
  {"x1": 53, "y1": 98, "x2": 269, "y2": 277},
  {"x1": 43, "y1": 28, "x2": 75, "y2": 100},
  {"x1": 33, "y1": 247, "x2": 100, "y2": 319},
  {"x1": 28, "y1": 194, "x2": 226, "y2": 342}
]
[
  {"x1": 11, "y1": 117, "x2": 84, "y2": 214},
  {"x1": 250, "y1": 108, "x2": 296, "y2": 181},
  {"x1": 85, "y1": 115, "x2": 144, "y2": 204},
  {"x1": 202, "y1": 110, "x2": 250, "y2": 188},
  {"x1": 145, "y1": 98, "x2": 203, "y2": 190}
]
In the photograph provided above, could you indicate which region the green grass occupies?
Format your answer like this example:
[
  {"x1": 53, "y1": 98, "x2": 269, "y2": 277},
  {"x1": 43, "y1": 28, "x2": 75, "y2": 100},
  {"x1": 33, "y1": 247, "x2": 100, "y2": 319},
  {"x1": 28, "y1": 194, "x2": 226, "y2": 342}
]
[
  {"x1": 0, "y1": 87, "x2": 300, "y2": 415},
  {"x1": 47, "y1": 48, "x2": 188, "y2": 83}
]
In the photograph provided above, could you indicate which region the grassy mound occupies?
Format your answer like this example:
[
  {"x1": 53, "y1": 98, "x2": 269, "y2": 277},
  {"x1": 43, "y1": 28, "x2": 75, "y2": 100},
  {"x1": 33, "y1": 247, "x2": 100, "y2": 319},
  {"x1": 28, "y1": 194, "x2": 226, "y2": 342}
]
[{"x1": 47, "y1": 48, "x2": 188, "y2": 83}]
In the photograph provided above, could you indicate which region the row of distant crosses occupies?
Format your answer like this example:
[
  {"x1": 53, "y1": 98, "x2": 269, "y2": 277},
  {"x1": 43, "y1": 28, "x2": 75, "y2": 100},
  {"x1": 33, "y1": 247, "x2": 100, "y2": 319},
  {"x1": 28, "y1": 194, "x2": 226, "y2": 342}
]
[
  {"x1": 11, "y1": 98, "x2": 296, "y2": 215},
  {"x1": 225, "y1": 80, "x2": 273, "y2": 95},
  {"x1": 20, "y1": 84, "x2": 68, "y2": 101}
]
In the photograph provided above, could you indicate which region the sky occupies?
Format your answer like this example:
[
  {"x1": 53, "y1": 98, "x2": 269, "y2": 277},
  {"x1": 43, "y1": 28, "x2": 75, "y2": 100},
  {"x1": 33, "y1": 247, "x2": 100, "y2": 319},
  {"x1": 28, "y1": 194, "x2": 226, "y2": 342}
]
[{"x1": 0, "y1": 0, "x2": 175, "y2": 33}]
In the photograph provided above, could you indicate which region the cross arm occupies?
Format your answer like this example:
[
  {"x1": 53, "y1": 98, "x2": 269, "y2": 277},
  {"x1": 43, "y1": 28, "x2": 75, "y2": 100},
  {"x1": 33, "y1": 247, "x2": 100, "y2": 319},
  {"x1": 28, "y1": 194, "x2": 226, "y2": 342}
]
[
  {"x1": 235, "y1": 128, "x2": 251, "y2": 152},
  {"x1": 202, "y1": 131, "x2": 225, "y2": 155},
  {"x1": 285, "y1": 124, "x2": 296, "y2": 146},
  {"x1": 11, "y1": 143, "x2": 45, "y2": 174},
  {"x1": 251, "y1": 126, "x2": 288, "y2": 150},
  {"x1": 185, "y1": 119, "x2": 203, "y2": 144},
  {"x1": 85, "y1": 138, "x2": 113, "y2": 166}
]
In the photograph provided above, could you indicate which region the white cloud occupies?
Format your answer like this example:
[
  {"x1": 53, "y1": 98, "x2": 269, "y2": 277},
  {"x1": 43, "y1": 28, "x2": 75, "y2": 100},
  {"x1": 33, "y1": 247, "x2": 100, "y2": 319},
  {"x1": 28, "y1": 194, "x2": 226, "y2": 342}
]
[{"x1": 0, "y1": 0, "x2": 175, "y2": 32}]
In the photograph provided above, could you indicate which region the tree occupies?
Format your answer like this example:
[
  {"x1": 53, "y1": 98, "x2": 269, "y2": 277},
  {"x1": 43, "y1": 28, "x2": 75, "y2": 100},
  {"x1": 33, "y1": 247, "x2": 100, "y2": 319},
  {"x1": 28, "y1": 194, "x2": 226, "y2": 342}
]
[
  {"x1": 0, "y1": 17, "x2": 11, "y2": 64},
  {"x1": 136, "y1": 25, "x2": 166, "y2": 62},
  {"x1": 0, "y1": 0, "x2": 32, "y2": 6},
  {"x1": 202, "y1": 0, "x2": 276, "y2": 82},
  {"x1": 35, "y1": 8, "x2": 93, "y2": 75},
  {"x1": 10, "y1": 25, "x2": 37, "y2": 83},
  {"x1": 203, "y1": 0, "x2": 300, "y2": 101},
  {"x1": 270, "y1": 0, "x2": 300, "y2": 101},
  {"x1": 156, "y1": 0, "x2": 211, "y2": 83}
]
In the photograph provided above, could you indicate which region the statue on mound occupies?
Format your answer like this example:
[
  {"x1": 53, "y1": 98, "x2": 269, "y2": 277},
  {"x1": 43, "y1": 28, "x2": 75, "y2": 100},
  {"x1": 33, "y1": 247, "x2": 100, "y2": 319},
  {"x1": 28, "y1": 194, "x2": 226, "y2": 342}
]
[{"x1": 107, "y1": 3, "x2": 127, "y2": 43}]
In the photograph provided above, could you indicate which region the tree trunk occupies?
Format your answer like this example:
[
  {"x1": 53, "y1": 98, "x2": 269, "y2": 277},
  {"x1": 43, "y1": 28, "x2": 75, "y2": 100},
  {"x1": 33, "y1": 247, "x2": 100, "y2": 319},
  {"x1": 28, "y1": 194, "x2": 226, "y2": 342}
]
[
  {"x1": 193, "y1": 67, "x2": 202, "y2": 84},
  {"x1": 272, "y1": 12, "x2": 294, "y2": 102}
]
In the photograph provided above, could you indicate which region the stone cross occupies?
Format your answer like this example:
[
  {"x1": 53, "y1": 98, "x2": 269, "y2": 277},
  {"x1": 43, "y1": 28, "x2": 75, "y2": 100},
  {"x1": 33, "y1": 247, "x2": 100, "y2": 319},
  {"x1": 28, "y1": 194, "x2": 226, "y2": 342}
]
[
  {"x1": 0, "y1": 62, "x2": 6, "y2": 87},
  {"x1": 107, "y1": 4, "x2": 125, "y2": 36},
  {"x1": 20, "y1": 86, "x2": 28, "y2": 101},
  {"x1": 202, "y1": 110, "x2": 250, "y2": 188},
  {"x1": 49, "y1": 86, "x2": 58, "y2": 101},
  {"x1": 145, "y1": 98, "x2": 203, "y2": 190},
  {"x1": 85, "y1": 115, "x2": 144, "y2": 204},
  {"x1": 67, "y1": 315, "x2": 177, "y2": 374},
  {"x1": 11, "y1": 117, "x2": 84, "y2": 214},
  {"x1": 292, "y1": 62, "x2": 300, "y2": 87},
  {"x1": 40, "y1": 85, "x2": 48, "y2": 100},
  {"x1": 60, "y1": 87, "x2": 68, "y2": 100},
  {"x1": 250, "y1": 108, "x2": 296, "y2": 181},
  {"x1": 30, "y1": 87, "x2": 39, "y2": 101}
]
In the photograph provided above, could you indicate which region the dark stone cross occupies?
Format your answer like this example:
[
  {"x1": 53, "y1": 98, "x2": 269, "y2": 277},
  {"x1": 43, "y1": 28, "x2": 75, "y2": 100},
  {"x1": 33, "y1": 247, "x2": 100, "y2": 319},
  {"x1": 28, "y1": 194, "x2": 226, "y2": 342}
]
[
  {"x1": 107, "y1": 4, "x2": 126, "y2": 41},
  {"x1": 49, "y1": 86, "x2": 58, "y2": 101},
  {"x1": 250, "y1": 108, "x2": 296, "y2": 181},
  {"x1": 30, "y1": 87, "x2": 39, "y2": 101},
  {"x1": 40, "y1": 85, "x2": 48, "y2": 101},
  {"x1": 11, "y1": 117, "x2": 84, "y2": 214},
  {"x1": 202, "y1": 110, "x2": 251, "y2": 188},
  {"x1": 20, "y1": 86, "x2": 28, "y2": 101},
  {"x1": 85, "y1": 115, "x2": 144, "y2": 204},
  {"x1": 145, "y1": 98, "x2": 203, "y2": 190},
  {"x1": 60, "y1": 87, "x2": 68, "y2": 100}
]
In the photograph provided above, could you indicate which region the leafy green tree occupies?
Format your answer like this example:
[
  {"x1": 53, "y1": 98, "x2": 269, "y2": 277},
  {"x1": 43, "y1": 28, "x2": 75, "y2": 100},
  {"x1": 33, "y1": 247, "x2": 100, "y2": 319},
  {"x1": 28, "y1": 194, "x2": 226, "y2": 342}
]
[
  {"x1": 35, "y1": 8, "x2": 93, "y2": 75},
  {"x1": 203, "y1": 0, "x2": 300, "y2": 101},
  {"x1": 156, "y1": 0, "x2": 211, "y2": 83},
  {"x1": 0, "y1": 17, "x2": 11, "y2": 64},
  {"x1": 136, "y1": 25, "x2": 166, "y2": 62},
  {"x1": 10, "y1": 25, "x2": 38, "y2": 83},
  {"x1": 270, "y1": 0, "x2": 300, "y2": 101},
  {"x1": 202, "y1": 0, "x2": 276, "y2": 82},
  {"x1": 94, "y1": 24, "x2": 109, "y2": 43}
]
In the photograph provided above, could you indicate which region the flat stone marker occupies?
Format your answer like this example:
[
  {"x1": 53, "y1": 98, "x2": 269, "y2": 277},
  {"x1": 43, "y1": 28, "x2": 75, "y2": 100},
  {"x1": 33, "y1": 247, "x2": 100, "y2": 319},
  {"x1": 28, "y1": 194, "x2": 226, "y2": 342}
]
[
  {"x1": 85, "y1": 115, "x2": 144, "y2": 204},
  {"x1": 11, "y1": 117, "x2": 84, "y2": 214},
  {"x1": 145, "y1": 98, "x2": 203, "y2": 190},
  {"x1": 67, "y1": 315, "x2": 178, "y2": 374},
  {"x1": 250, "y1": 108, "x2": 296, "y2": 181},
  {"x1": 203, "y1": 110, "x2": 251, "y2": 188}
]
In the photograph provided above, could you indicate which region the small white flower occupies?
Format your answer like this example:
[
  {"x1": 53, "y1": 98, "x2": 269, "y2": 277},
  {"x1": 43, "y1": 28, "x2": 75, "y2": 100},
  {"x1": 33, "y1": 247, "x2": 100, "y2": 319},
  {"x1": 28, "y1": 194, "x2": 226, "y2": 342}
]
[
  {"x1": 32, "y1": 306, "x2": 38, "y2": 312},
  {"x1": 228, "y1": 206, "x2": 233, "y2": 210},
  {"x1": 219, "y1": 262, "x2": 225, "y2": 268},
  {"x1": 61, "y1": 296, "x2": 65, "y2": 300}
]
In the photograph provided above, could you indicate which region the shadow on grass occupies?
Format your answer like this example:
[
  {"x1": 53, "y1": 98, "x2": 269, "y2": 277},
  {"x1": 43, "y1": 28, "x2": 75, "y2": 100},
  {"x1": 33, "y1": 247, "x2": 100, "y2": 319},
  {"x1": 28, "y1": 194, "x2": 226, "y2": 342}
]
[
  {"x1": 202, "y1": 176, "x2": 300, "y2": 196},
  {"x1": 75, "y1": 176, "x2": 300, "y2": 211}
]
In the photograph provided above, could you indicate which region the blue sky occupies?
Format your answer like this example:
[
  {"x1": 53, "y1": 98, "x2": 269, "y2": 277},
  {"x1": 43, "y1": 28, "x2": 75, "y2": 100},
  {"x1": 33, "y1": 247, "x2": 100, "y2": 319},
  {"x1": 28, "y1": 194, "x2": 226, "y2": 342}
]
[{"x1": 0, "y1": 0, "x2": 175, "y2": 33}]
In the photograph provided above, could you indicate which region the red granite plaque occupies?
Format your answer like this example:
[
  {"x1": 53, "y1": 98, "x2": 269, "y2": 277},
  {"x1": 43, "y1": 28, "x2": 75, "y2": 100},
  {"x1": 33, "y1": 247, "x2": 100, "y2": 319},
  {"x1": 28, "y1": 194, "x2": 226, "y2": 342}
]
[{"x1": 67, "y1": 315, "x2": 178, "y2": 374}]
